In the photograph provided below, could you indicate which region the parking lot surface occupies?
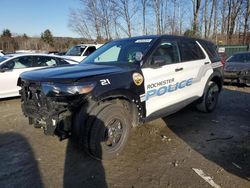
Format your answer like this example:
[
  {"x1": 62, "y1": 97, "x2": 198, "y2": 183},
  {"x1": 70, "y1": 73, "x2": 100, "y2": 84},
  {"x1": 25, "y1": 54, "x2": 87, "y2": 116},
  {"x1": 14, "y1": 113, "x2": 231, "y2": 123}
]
[{"x1": 0, "y1": 85, "x2": 249, "y2": 188}]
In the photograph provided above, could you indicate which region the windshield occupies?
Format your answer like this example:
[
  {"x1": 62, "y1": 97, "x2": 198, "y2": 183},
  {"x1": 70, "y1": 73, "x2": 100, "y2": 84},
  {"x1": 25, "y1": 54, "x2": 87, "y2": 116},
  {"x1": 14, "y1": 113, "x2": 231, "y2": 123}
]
[
  {"x1": 65, "y1": 46, "x2": 86, "y2": 56},
  {"x1": 81, "y1": 38, "x2": 155, "y2": 65},
  {"x1": 0, "y1": 56, "x2": 7, "y2": 63},
  {"x1": 227, "y1": 53, "x2": 250, "y2": 63}
]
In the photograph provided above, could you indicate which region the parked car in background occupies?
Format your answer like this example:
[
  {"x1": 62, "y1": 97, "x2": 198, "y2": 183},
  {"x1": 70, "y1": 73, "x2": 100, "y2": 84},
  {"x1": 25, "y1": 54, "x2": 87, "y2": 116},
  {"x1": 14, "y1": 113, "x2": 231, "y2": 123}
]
[
  {"x1": 0, "y1": 54, "x2": 77, "y2": 98},
  {"x1": 64, "y1": 44, "x2": 103, "y2": 62},
  {"x1": 0, "y1": 50, "x2": 4, "y2": 56},
  {"x1": 224, "y1": 51, "x2": 250, "y2": 86}
]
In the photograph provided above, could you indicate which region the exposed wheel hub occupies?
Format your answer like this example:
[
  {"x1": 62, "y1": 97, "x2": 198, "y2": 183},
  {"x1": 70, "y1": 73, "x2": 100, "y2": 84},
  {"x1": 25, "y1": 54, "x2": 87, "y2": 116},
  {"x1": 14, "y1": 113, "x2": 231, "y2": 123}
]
[{"x1": 105, "y1": 119, "x2": 123, "y2": 148}]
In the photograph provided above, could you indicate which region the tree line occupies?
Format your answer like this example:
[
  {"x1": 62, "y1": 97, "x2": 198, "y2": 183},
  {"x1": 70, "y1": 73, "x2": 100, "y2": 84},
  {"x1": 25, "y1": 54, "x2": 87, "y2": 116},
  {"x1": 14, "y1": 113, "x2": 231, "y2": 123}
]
[
  {"x1": 1, "y1": 0, "x2": 249, "y2": 52},
  {"x1": 69, "y1": 0, "x2": 250, "y2": 45},
  {"x1": 0, "y1": 29, "x2": 88, "y2": 53}
]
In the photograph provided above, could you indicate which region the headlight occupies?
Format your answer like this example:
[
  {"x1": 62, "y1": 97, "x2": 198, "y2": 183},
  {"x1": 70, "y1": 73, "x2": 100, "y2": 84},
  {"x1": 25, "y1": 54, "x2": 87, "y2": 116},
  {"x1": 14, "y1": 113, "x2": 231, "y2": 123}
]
[{"x1": 41, "y1": 82, "x2": 96, "y2": 96}]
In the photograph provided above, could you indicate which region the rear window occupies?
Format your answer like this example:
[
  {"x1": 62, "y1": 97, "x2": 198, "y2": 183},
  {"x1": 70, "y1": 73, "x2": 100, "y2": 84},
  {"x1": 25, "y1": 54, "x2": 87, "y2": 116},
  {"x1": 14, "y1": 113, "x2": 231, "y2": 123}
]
[
  {"x1": 178, "y1": 40, "x2": 205, "y2": 62},
  {"x1": 199, "y1": 40, "x2": 221, "y2": 62},
  {"x1": 227, "y1": 53, "x2": 250, "y2": 63}
]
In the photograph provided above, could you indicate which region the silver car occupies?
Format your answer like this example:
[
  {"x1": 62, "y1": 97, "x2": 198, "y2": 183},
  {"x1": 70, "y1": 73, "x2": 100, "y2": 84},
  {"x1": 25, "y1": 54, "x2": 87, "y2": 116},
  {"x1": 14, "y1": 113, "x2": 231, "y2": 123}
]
[{"x1": 224, "y1": 52, "x2": 250, "y2": 86}]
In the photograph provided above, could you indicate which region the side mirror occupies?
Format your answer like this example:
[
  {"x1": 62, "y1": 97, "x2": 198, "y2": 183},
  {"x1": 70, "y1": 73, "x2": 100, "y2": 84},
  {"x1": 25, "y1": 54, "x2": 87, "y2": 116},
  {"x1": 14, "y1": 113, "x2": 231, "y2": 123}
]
[
  {"x1": 135, "y1": 51, "x2": 143, "y2": 62},
  {"x1": 151, "y1": 56, "x2": 166, "y2": 67}
]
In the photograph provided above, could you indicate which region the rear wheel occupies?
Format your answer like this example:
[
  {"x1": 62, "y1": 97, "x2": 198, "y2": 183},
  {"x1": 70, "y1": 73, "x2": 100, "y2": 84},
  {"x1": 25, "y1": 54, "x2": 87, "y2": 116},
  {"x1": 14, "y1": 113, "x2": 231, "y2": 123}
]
[{"x1": 196, "y1": 81, "x2": 219, "y2": 113}]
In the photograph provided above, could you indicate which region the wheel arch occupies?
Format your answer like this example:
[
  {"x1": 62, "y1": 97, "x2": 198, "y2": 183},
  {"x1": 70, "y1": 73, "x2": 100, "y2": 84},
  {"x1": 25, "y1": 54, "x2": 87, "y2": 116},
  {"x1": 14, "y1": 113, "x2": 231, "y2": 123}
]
[{"x1": 93, "y1": 90, "x2": 144, "y2": 127}]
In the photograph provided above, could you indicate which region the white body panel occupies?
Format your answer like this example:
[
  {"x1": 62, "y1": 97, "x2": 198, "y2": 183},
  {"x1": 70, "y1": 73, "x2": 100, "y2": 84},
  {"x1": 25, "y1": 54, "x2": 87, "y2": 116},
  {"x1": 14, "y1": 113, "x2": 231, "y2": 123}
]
[
  {"x1": 0, "y1": 67, "x2": 43, "y2": 98},
  {"x1": 0, "y1": 53, "x2": 77, "y2": 98},
  {"x1": 142, "y1": 42, "x2": 213, "y2": 117}
]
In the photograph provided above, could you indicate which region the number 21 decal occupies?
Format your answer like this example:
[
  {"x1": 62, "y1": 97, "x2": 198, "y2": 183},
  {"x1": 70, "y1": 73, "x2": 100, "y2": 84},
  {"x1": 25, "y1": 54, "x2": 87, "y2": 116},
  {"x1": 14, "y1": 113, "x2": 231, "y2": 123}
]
[{"x1": 100, "y1": 79, "x2": 111, "y2": 85}]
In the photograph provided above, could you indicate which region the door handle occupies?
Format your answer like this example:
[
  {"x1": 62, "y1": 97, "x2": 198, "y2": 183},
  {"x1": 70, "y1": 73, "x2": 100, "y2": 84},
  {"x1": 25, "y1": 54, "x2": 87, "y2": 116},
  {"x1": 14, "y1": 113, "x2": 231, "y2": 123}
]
[
  {"x1": 204, "y1": 61, "x2": 210, "y2": 65},
  {"x1": 175, "y1": 67, "x2": 183, "y2": 72}
]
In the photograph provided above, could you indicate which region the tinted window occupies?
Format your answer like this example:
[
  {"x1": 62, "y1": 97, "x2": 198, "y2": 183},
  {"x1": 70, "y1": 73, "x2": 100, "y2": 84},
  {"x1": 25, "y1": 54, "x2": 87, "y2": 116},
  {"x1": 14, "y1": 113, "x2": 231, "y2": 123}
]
[
  {"x1": 151, "y1": 41, "x2": 180, "y2": 65},
  {"x1": 178, "y1": 40, "x2": 205, "y2": 62},
  {"x1": 227, "y1": 53, "x2": 250, "y2": 63},
  {"x1": 57, "y1": 58, "x2": 70, "y2": 65},
  {"x1": 83, "y1": 46, "x2": 96, "y2": 56},
  {"x1": 33, "y1": 56, "x2": 58, "y2": 67},
  {"x1": 5, "y1": 56, "x2": 33, "y2": 69},
  {"x1": 199, "y1": 40, "x2": 220, "y2": 62},
  {"x1": 66, "y1": 46, "x2": 86, "y2": 56}
]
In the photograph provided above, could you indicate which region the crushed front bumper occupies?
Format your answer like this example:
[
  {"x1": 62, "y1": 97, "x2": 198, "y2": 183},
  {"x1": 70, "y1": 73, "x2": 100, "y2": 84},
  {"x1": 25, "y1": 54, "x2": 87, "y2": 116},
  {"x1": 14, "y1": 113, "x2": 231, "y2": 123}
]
[{"x1": 19, "y1": 79, "x2": 83, "y2": 138}]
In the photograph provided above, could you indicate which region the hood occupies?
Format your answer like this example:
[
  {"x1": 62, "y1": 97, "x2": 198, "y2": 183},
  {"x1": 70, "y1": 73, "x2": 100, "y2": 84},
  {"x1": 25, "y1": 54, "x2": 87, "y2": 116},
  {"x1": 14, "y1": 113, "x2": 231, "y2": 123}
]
[
  {"x1": 224, "y1": 62, "x2": 250, "y2": 72},
  {"x1": 20, "y1": 63, "x2": 127, "y2": 82}
]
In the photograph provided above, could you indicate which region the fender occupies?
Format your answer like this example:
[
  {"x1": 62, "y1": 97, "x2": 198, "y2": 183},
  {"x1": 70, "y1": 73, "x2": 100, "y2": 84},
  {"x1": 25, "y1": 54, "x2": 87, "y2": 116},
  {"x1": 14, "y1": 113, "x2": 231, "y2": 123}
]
[
  {"x1": 199, "y1": 67, "x2": 223, "y2": 103},
  {"x1": 91, "y1": 88, "x2": 146, "y2": 122}
]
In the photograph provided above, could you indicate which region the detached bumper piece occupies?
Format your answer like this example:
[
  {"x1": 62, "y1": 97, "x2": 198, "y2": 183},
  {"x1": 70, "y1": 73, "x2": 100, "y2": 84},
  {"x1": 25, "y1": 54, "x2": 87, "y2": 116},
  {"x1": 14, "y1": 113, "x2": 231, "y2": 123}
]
[{"x1": 19, "y1": 80, "x2": 72, "y2": 140}]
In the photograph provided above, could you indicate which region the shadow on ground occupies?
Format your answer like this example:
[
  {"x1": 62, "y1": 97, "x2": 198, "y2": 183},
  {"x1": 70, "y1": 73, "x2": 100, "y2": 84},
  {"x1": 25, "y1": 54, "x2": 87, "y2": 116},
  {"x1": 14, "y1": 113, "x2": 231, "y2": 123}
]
[
  {"x1": 63, "y1": 115, "x2": 107, "y2": 188},
  {"x1": 0, "y1": 132, "x2": 43, "y2": 188},
  {"x1": 163, "y1": 87, "x2": 250, "y2": 181}
]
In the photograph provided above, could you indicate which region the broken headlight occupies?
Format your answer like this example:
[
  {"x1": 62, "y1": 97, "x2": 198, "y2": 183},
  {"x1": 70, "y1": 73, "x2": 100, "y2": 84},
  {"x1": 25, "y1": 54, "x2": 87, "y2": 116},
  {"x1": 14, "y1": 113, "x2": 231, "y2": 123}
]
[{"x1": 41, "y1": 82, "x2": 96, "y2": 96}]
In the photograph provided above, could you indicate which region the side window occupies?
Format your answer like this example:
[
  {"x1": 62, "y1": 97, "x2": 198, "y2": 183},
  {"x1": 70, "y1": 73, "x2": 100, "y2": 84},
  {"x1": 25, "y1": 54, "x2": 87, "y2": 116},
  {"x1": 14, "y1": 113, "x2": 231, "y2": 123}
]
[
  {"x1": 56, "y1": 58, "x2": 70, "y2": 65},
  {"x1": 11, "y1": 56, "x2": 33, "y2": 69},
  {"x1": 83, "y1": 46, "x2": 96, "y2": 56},
  {"x1": 199, "y1": 41, "x2": 220, "y2": 62},
  {"x1": 94, "y1": 45, "x2": 121, "y2": 62},
  {"x1": 178, "y1": 40, "x2": 205, "y2": 62},
  {"x1": 151, "y1": 41, "x2": 180, "y2": 65},
  {"x1": 33, "y1": 56, "x2": 57, "y2": 67}
]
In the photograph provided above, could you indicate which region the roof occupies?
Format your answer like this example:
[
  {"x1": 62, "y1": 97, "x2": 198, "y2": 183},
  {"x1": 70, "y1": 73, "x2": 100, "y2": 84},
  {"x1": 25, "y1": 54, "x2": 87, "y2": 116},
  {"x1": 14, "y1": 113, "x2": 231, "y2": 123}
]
[
  {"x1": 2, "y1": 53, "x2": 78, "y2": 63},
  {"x1": 75, "y1": 44, "x2": 103, "y2": 47},
  {"x1": 111, "y1": 35, "x2": 215, "y2": 44}
]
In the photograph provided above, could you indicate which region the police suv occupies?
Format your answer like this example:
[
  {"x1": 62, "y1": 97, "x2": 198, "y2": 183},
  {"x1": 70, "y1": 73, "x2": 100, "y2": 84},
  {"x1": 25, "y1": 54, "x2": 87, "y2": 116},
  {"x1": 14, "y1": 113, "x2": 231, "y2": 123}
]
[{"x1": 18, "y1": 35, "x2": 223, "y2": 159}]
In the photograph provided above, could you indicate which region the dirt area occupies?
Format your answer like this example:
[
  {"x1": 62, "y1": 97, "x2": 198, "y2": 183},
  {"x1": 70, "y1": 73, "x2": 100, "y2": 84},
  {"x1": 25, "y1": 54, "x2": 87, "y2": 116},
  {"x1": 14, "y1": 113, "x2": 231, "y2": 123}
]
[{"x1": 0, "y1": 85, "x2": 249, "y2": 188}]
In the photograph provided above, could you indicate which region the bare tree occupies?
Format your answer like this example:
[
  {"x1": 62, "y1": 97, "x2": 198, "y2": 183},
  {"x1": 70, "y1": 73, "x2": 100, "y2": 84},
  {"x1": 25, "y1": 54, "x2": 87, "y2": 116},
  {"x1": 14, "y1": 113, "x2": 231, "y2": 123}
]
[
  {"x1": 140, "y1": 0, "x2": 149, "y2": 35},
  {"x1": 220, "y1": 0, "x2": 227, "y2": 35},
  {"x1": 192, "y1": 0, "x2": 201, "y2": 35},
  {"x1": 243, "y1": 0, "x2": 250, "y2": 44},
  {"x1": 207, "y1": 0, "x2": 216, "y2": 37},
  {"x1": 203, "y1": 0, "x2": 209, "y2": 38},
  {"x1": 227, "y1": 0, "x2": 243, "y2": 43},
  {"x1": 68, "y1": 9, "x2": 92, "y2": 39},
  {"x1": 115, "y1": 0, "x2": 137, "y2": 37},
  {"x1": 99, "y1": 0, "x2": 113, "y2": 40},
  {"x1": 152, "y1": 0, "x2": 161, "y2": 34},
  {"x1": 212, "y1": 0, "x2": 218, "y2": 40},
  {"x1": 85, "y1": 0, "x2": 102, "y2": 39}
]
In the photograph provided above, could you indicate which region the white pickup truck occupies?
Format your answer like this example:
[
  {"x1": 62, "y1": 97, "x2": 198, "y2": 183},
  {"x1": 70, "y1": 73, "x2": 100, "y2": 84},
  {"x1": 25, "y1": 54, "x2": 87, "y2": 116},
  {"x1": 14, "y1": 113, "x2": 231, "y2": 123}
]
[{"x1": 64, "y1": 44, "x2": 103, "y2": 62}]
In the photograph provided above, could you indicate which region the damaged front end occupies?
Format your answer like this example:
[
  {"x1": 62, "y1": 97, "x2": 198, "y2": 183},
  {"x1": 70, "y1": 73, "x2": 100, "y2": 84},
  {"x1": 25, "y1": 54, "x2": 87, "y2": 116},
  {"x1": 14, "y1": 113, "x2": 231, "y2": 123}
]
[{"x1": 18, "y1": 79, "x2": 95, "y2": 140}]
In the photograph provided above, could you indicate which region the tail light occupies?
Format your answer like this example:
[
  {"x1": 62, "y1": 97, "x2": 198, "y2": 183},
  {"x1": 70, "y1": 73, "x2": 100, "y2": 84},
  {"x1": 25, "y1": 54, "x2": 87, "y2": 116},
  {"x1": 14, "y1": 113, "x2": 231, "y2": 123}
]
[{"x1": 220, "y1": 58, "x2": 225, "y2": 66}]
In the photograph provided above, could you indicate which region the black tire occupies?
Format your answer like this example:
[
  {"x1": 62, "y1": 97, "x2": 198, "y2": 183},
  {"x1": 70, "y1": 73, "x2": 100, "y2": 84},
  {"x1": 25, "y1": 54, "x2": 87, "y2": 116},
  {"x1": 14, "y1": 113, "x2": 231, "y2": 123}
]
[
  {"x1": 196, "y1": 81, "x2": 219, "y2": 113},
  {"x1": 87, "y1": 104, "x2": 131, "y2": 160},
  {"x1": 72, "y1": 102, "x2": 112, "y2": 148}
]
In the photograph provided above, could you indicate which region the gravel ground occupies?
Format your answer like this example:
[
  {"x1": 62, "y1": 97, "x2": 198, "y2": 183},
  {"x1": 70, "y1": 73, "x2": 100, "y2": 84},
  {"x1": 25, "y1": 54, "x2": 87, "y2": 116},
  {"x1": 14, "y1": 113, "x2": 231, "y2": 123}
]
[{"x1": 0, "y1": 85, "x2": 249, "y2": 188}]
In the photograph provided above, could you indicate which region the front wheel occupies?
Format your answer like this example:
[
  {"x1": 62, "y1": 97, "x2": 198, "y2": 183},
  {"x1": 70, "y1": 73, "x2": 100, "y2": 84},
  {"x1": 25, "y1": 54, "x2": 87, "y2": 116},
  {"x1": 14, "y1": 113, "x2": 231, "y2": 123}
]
[
  {"x1": 87, "y1": 103, "x2": 131, "y2": 160},
  {"x1": 196, "y1": 81, "x2": 220, "y2": 113}
]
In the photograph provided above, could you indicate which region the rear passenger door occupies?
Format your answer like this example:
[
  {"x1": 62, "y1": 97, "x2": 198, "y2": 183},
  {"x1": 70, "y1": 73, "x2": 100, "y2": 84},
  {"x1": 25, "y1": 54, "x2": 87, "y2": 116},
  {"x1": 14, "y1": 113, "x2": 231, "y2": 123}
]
[{"x1": 177, "y1": 39, "x2": 213, "y2": 98}]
